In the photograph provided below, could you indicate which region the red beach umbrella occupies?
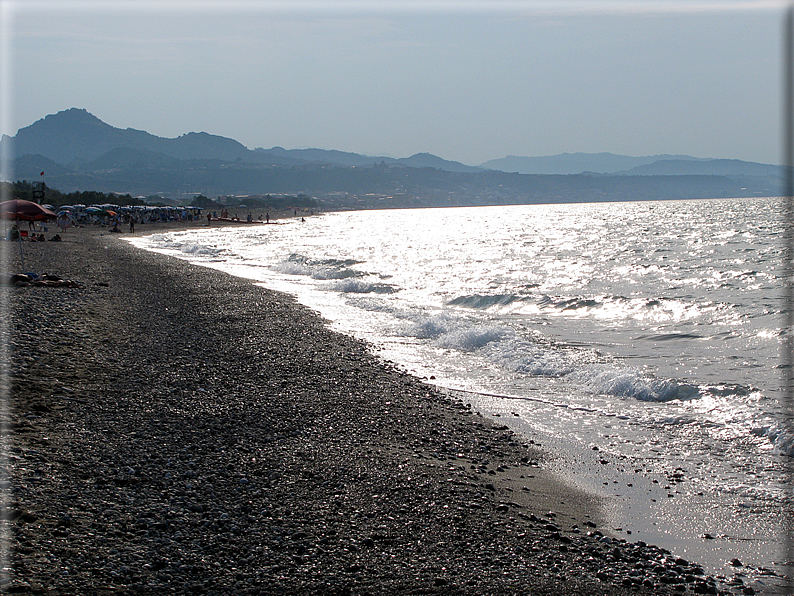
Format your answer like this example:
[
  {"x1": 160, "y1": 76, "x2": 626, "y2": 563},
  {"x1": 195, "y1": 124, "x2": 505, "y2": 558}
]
[
  {"x1": 0, "y1": 200, "x2": 56, "y2": 273},
  {"x1": 0, "y1": 199, "x2": 57, "y2": 221}
]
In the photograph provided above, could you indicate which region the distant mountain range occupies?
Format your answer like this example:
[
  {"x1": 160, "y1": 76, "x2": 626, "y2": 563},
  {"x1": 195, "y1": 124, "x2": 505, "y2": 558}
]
[
  {"x1": 0, "y1": 108, "x2": 785, "y2": 206},
  {"x1": 480, "y1": 153, "x2": 702, "y2": 175},
  {"x1": 481, "y1": 153, "x2": 784, "y2": 177},
  {"x1": 1, "y1": 108, "x2": 482, "y2": 173}
]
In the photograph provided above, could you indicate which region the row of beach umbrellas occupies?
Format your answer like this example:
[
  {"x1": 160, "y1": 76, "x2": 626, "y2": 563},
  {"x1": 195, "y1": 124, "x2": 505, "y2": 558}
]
[{"x1": 0, "y1": 200, "x2": 206, "y2": 220}]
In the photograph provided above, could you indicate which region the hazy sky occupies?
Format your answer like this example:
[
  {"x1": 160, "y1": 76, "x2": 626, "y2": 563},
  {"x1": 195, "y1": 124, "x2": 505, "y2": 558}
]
[{"x1": 0, "y1": 0, "x2": 787, "y2": 165}]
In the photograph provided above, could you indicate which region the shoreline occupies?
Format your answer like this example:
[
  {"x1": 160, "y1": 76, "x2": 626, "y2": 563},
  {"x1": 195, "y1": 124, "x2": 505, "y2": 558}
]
[
  {"x1": 3, "y1": 222, "x2": 737, "y2": 594},
  {"x1": 135, "y1": 216, "x2": 789, "y2": 585}
]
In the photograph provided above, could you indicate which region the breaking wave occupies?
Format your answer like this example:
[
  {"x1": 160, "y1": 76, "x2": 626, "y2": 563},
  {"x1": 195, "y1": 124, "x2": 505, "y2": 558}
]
[
  {"x1": 273, "y1": 253, "x2": 368, "y2": 280},
  {"x1": 393, "y1": 311, "x2": 702, "y2": 402}
]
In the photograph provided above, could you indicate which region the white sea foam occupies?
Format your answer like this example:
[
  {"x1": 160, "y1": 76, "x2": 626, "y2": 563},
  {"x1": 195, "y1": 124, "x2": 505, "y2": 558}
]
[
  {"x1": 273, "y1": 261, "x2": 314, "y2": 276},
  {"x1": 480, "y1": 337, "x2": 575, "y2": 377},
  {"x1": 132, "y1": 233, "x2": 222, "y2": 258},
  {"x1": 434, "y1": 324, "x2": 509, "y2": 351},
  {"x1": 179, "y1": 242, "x2": 221, "y2": 256}
]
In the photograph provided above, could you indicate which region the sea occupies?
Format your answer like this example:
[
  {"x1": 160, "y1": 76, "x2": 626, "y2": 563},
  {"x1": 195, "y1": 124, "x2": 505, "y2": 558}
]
[{"x1": 129, "y1": 197, "x2": 792, "y2": 589}]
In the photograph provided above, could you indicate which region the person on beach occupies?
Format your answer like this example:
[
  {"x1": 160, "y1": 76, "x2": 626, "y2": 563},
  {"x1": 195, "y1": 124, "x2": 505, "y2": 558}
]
[
  {"x1": 7, "y1": 225, "x2": 19, "y2": 241},
  {"x1": 266, "y1": 213, "x2": 270, "y2": 224},
  {"x1": 207, "y1": 213, "x2": 212, "y2": 225},
  {"x1": 57, "y1": 213, "x2": 71, "y2": 233},
  {"x1": 129, "y1": 218, "x2": 135, "y2": 233}
]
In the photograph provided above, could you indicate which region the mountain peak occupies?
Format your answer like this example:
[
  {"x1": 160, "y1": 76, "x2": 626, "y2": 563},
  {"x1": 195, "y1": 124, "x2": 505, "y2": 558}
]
[
  {"x1": 56, "y1": 107, "x2": 94, "y2": 117},
  {"x1": 5, "y1": 108, "x2": 255, "y2": 164},
  {"x1": 41, "y1": 107, "x2": 105, "y2": 126}
]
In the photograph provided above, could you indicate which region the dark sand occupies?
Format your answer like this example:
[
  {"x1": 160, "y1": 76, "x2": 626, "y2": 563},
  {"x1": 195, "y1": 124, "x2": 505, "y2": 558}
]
[{"x1": 2, "y1": 223, "x2": 725, "y2": 594}]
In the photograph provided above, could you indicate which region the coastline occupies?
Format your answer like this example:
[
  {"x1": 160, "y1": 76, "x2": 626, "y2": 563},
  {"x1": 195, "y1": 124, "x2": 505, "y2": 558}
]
[{"x1": 4, "y1": 222, "x2": 728, "y2": 594}]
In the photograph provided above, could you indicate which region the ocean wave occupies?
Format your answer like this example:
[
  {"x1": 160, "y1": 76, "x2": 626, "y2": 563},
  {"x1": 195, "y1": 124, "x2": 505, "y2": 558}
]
[
  {"x1": 310, "y1": 268, "x2": 364, "y2": 280},
  {"x1": 179, "y1": 242, "x2": 222, "y2": 256},
  {"x1": 702, "y1": 383, "x2": 754, "y2": 398},
  {"x1": 286, "y1": 253, "x2": 363, "y2": 268},
  {"x1": 561, "y1": 298, "x2": 601, "y2": 310},
  {"x1": 313, "y1": 257, "x2": 365, "y2": 268},
  {"x1": 395, "y1": 313, "x2": 459, "y2": 340},
  {"x1": 478, "y1": 333, "x2": 701, "y2": 401},
  {"x1": 329, "y1": 279, "x2": 398, "y2": 294},
  {"x1": 143, "y1": 234, "x2": 223, "y2": 258},
  {"x1": 535, "y1": 294, "x2": 606, "y2": 311},
  {"x1": 435, "y1": 325, "x2": 510, "y2": 351},
  {"x1": 276, "y1": 254, "x2": 367, "y2": 280},
  {"x1": 634, "y1": 332, "x2": 704, "y2": 341},
  {"x1": 757, "y1": 421, "x2": 794, "y2": 457},
  {"x1": 449, "y1": 292, "x2": 618, "y2": 314},
  {"x1": 394, "y1": 314, "x2": 581, "y2": 376},
  {"x1": 447, "y1": 294, "x2": 526, "y2": 309},
  {"x1": 567, "y1": 366, "x2": 700, "y2": 402},
  {"x1": 345, "y1": 296, "x2": 399, "y2": 314},
  {"x1": 273, "y1": 261, "x2": 314, "y2": 276},
  {"x1": 395, "y1": 314, "x2": 510, "y2": 350},
  {"x1": 391, "y1": 311, "x2": 703, "y2": 397},
  {"x1": 526, "y1": 293, "x2": 733, "y2": 325}
]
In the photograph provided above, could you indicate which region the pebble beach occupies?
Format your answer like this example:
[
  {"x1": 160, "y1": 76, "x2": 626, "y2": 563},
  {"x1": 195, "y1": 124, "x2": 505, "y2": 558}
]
[{"x1": 2, "y1": 222, "x2": 735, "y2": 594}]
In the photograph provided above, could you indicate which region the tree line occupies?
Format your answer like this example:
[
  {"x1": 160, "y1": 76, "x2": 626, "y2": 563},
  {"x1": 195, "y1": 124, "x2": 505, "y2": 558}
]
[
  {"x1": 3, "y1": 181, "x2": 146, "y2": 209},
  {"x1": 191, "y1": 193, "x2": 318, "y2": 211},
  {"x1": 3, "y1": 181, "x2": 320, "y2": 213}
]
